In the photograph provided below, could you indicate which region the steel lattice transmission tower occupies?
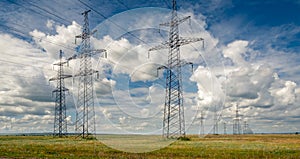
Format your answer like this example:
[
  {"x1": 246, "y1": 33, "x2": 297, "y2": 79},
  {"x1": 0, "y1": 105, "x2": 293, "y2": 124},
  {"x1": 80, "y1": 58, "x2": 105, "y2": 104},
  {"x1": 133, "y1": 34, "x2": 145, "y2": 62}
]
[
  {"x1": 213, "y1": 106, "x2": 219, "y2": 134},
  {"x1": 233, "y1": 104, "x2": 241, "y2": 135},
  {"x1": 223, "y1": 122, "x2": 227, "y2": 134},
  {"x1": 199, "y1": 111, "x2": 204, "y2": 136},
  {"x1": 50, "y1": 50, "x2": 72, "y2": 137},
  {"x1": 73, "y1": 10, "x2": 106, "y2": 138},
  {"x1": 149, "y1": 0, "x2": 204, "y2": 138}
]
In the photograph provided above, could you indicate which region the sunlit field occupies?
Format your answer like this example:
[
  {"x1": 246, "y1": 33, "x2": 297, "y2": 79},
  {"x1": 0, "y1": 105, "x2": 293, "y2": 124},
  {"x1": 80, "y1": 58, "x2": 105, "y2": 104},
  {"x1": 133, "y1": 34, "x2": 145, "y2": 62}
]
[{"x1": 0, "y1": 134, "x2": 299, "y2": 158}]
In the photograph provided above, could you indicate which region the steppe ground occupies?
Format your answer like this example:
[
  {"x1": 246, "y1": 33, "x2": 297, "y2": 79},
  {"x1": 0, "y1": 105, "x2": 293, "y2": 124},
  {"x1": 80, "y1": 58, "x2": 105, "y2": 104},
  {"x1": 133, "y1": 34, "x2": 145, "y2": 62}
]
[{"x1": 0, "y1": 134, "x2": 299, "y2": 158}]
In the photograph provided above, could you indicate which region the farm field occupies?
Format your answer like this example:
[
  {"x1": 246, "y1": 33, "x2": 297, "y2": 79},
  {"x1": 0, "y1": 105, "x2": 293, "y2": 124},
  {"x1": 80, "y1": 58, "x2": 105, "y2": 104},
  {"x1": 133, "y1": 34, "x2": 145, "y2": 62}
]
[{"x1": 0, "y1": 134, "x2": 299, "y2": 158}]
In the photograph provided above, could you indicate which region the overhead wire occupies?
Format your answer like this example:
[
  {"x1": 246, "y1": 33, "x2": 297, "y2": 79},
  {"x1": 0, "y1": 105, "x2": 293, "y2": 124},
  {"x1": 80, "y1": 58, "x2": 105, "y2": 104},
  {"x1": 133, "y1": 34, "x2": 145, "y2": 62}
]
[
  {"x1": 25, "y1": 1, "x2": 73, "y2": 24},
  {"x1": 77, "y1": 0, "x2": 149, "y2": 47},
  {"x1": 2, "y1": 0, "x2": 79, "y2": 51},
  {"x1": 3, "y1": 0, "x2": 197, "y2": 77},
  {"x1": 2, "y1": 0, "x2": 198, "y2": 88},
  {"x1": 76, "y1": 0, "x2": 201, "y2": 86},
  {"x1": 76, "y1": 0, "x2": 171, "y2": 78},
  {"x1": 0, "y1": 1, "x2": 82, "y2": 86},
  {"x1": 161, "y1": 0, "x2": 171, "y2": 9},
  {"x1": 0, "y1": 21, "x2": 76, "y2": 52},
  {"x1": 7, "y1": 0, "x2": 73, "y2": 25},
  {"x1": 115, "y1": 0, "x2": 130, "y2": 10}
]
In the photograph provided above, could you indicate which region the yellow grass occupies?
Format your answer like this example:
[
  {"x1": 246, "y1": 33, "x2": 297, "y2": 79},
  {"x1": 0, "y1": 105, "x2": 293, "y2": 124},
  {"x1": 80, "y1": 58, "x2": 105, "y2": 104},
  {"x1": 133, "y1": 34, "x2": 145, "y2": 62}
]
[{"x1": 0, "y1": 134, "x2": 299, "y2": 158}]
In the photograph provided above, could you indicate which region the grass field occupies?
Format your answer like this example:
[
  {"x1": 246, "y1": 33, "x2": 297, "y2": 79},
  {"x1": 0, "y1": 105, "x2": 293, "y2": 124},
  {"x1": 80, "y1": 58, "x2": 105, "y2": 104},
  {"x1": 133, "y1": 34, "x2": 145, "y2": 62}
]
[{"x1": 0, "y1": 134, "x2": 299, "y2": 158}]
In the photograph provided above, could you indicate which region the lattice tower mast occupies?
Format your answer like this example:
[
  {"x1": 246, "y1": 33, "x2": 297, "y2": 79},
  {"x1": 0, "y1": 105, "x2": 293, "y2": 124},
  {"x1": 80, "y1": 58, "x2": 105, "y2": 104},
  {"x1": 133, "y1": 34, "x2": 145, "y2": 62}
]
[
  {"x1": 243, "y1": 121, "x2": 247, "y2": 134},
  {"x1": 233, "y1": 104, "x2": 241, "y2": 134},
  {"x1": 199, "y1": 110, "x2": 204, "y2": 136},
  {"x1": 223, "y1": 122, "x2": 227, "y2": 134},
  {"x1": 149, "y1": 0, "x2": 204, "y2": 138},
  {"x1": 213, "y1": 106, "x2": 219, "y2": 134},
  {"x1": 73, "y1": 10, "x2": 106, "y2": 138},
  {"x1": 50, "y1": 50, "x2": 72, "y2": 137}
]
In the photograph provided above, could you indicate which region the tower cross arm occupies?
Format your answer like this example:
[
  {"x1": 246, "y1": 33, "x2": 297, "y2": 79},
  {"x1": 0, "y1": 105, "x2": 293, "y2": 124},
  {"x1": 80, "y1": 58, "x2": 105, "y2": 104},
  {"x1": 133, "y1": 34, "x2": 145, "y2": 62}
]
[
  {"x1": 156, "y1": 65, "x2": 168, "y2": 77},
  {"x1": 52, "y1": 87, "x2": 69, "y2": 93},
  {"x1": 160, "y1": 16, "x2": 191, "y2": 27},
  {"x1": 178, "y1": 37, "x2": 204, "y2": 47},
  {"x1": 180, "y1": 60, "x2": 194, "y2": 72},
  {"x1": 53, "y1": 61, "x2": 68, "y2": 66},
  {"x1": 49, "y1": 75, "x2": 72, "y2": 81},
  {"x1": 75, "y1": 29, "x2": 97, "y2": 44},
  {"x1": 90, "y1": 49, "x2": 107, "y2": 57},
  {"x1": 67, "y1": 49, "x2": 107, "y2": 61},
  {"x1": 148, "y1": 41, "x2": 169, "y2": 52},
  {"x1": 67, "y1": 54, "x2": 77, "y2": 61},
  {"x1": 148, "y1": 41, "x2": 170, "y2": 58}
]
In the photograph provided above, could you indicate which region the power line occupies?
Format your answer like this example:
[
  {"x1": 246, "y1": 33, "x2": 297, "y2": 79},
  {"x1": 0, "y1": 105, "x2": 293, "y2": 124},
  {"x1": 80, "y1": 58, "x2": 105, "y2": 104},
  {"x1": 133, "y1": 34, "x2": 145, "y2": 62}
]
[
  {"x1": 26, "y1": 1, "x2": 73, "y2": 24},
  {"x1": 77, "y1": 0, "x2": 205, "y2": 67},
  {"x1": 3, "y1": 1, "x2": 78, "y2": 52},
  {"x1": 0, "y1": 72, "x2": 48, "y2": 80},
  {"x1": 115, "y1": 0, "x2": 130, "y2": 10},
  {"x1": 7, "y1": 0, "x2": 72, "y2": 25},
  {"x1": 161, "y1": 0, "x2": 171, "y2": 9},
  {"x1": 81, "y1": 3, "x2": 197, "y2": 69},
  {"x1": 0, "y1": 58, "x2": 52, "y2": 71},
  {"x1": 0, "y1": 22, "x2": 76, "y2": 52},
  {"x1": 3, "y1": 0, "x2": 201, "y2": 92},
  {"x1": 77, "y1": 0, "x2": 149, "y2": 45}
]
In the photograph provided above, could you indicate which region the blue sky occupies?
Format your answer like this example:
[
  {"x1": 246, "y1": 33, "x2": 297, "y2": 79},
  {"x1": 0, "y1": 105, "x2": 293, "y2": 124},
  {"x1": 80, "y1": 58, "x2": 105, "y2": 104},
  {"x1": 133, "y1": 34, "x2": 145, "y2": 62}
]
[{"x1": 0, "y1": 0, "x2": 299, "y2": 136}]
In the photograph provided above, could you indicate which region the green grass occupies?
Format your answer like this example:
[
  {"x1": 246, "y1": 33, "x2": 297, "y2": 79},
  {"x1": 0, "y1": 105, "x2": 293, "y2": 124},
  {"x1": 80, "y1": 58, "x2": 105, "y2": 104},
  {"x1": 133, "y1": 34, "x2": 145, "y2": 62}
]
[{"x1": 0, "y1": 134, "x2": 299, "y2": 158}]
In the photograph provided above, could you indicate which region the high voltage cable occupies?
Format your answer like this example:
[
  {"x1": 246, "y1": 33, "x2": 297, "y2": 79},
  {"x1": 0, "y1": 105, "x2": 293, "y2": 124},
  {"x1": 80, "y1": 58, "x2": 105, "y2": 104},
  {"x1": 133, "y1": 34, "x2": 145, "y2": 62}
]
[
  {"x1": 0, "y1": 23, "x2": 76, "y2": 52},
  {"x1": 0, "y1": 59, "x2": 52, "y2": 71},
  {"x1": 115, "y1": 0, "x2": 130, "y2": 10},
  {"x1": 7, "y1": 0, "x2": 72, "y2": 25},
  {"x1": 77, "y1": 0, "x2": 149, "y2": 46},
  {"x1": 26, "y1": 1, "x2": 73, "y2": 24},
  {"x1": 161, "y1": 0, "x2": 172, "y2": 9},
  {"x1": 3, "y1": 1, "x2": 78, "y2": 51},
  {"x1": 77, "y1": 0, "x2": 203, "y2": 64},
  {"x1": 4, "y1": 0, "x2": 202, "y2": 65},
  {"x1": 1, "y1": 1, "x2": 200, "y2": 87},
  {"x1": 4, "y1": 1, "x2": 170, "y2": 66},
  {"x1": 0, "y1": 72, "x2": 49, "y2": 80}
]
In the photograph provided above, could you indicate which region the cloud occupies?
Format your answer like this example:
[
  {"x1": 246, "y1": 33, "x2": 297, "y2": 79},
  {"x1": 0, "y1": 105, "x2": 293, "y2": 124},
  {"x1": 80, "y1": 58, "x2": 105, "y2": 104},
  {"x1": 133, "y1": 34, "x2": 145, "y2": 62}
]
[
  {"x1": 102, "y1": 108, "x2": 112, "y2": 119},
  {"x1": 0, "y1": 33, "x2": 54, "y2": 118},
  {"x1": 46, "y1": 20, "x2": 55, "y2": 30},
  {"x1": 217, "y1": 38, "x2": 299, "y2": 133},
  {"x1": 0, "y1": 1, "x2": 299, "y2": 135},
  {"x1": 271, "y1": 80, "x2": 297, "y2": 105},
  {"x1": 223, "y1": 40, "x2": 249, "y2": 65},
  {"x1": 30, "y1": 21, "x2": 81, "y2": 59}
]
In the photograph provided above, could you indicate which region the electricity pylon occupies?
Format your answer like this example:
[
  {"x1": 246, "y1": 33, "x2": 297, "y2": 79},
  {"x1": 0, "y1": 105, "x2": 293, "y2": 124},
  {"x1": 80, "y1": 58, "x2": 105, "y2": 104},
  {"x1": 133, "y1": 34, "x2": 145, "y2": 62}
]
[
  {"x1": 149, "y1": 0, "x2": 204, "y2": 138},
  {"x1": 199, "y1": 110, "x2": 204, "y2": 136},
  {"x1": 49, "y1": 50, "x2": 72, "y2": 137},
  {"x1": 72, "y1": 10, "x2": 106, "y2": 138},
  {"x1": 213, "y1": 106, "x2": 218, "y2": 134},
  {"x1": 233, "y1": 104, "x2": 241, "y2": 135},
  {"x1": 223, "y1": 122, "x2": 227, "y2": 134}
]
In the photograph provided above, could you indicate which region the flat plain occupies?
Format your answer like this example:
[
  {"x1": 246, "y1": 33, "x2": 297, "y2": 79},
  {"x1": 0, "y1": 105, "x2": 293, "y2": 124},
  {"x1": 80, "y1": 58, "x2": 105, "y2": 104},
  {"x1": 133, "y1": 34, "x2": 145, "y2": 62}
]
[{"x1": 0, "y1": 134, "x2": 299, "y2": 158}]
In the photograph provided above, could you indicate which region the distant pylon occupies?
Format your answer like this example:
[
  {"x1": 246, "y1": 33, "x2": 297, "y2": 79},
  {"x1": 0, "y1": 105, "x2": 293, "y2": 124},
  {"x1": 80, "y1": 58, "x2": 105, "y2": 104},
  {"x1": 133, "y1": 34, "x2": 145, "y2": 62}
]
[
  {"x1": 243, "y1": 121, "x2": 253, "y2": 134},
  {"x1": 149, "y1": 0, "x2": 204, "y2": 138},
  {"x1": 72, "y1": 10, "x2": 106, "y2": 138},
  {"x1": 199, "y1": 110, "x2": 204, "y2": 136},
  {"x1": 213, "y1": 106, "x2": 218, "y2": 135},
  {"x1": 223, "y1": 122, "x2": 227, "y2": 134},
  {"x1": 233, "y1": 104, "x2": 241, "y2": 135},
  {"x1": 50, "y1": 50, "x2": 72, "y2": 137},
  {"x1": 243, "y1": 121, "x2": 247, "y2": 134}
]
